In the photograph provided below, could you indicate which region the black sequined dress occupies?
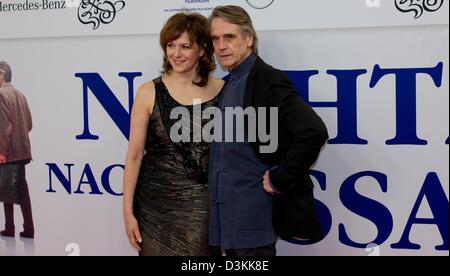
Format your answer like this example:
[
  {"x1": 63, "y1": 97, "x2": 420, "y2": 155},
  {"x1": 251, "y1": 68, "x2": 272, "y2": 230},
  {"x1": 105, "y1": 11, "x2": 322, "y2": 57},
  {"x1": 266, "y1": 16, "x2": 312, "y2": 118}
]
[{"x1": 134, "y1": 77, "x2": 219, "y2": 256}]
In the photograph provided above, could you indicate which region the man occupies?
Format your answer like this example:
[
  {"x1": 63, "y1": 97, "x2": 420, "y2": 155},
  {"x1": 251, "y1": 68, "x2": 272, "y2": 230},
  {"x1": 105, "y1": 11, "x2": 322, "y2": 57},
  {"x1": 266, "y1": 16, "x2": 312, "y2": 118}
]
[
  {"x1": 207, "y1": 6, "x2": 328, "y2": 256},
  {"x1": 0, "y1": 61, "x2": 34, "y2": 239}
]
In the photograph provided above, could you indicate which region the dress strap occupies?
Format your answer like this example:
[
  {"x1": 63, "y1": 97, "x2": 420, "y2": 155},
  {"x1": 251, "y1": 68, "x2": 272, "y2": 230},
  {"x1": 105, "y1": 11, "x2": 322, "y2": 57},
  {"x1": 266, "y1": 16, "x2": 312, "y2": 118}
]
[
  {"x1": 152, "y1": 76, "x2": 173, "y2": 108},
  {"x1": 152, "y1": 76, "x2": 162, "y2": 85}
]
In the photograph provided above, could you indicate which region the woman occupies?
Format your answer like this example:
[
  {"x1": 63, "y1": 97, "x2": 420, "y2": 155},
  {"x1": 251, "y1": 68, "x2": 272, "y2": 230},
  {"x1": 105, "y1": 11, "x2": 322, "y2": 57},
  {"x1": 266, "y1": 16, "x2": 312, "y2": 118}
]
[{"x1": 123, "y1": 13, "x2": 224, "y2": 256}]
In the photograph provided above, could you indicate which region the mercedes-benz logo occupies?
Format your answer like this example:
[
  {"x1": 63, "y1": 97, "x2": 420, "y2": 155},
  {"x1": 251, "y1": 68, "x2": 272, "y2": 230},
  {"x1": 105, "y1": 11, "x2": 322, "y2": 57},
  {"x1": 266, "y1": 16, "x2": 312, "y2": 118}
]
[{"x1": 246, "y1": 0, "x2": 275, "y2": 9}]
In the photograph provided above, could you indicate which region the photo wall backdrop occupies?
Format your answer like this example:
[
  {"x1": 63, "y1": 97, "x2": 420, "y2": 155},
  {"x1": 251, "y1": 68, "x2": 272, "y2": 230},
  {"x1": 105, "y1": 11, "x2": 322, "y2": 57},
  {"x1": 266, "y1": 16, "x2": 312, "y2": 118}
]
[{"x1": 0, "y1": 0, "x2": 448, "y2": 255}]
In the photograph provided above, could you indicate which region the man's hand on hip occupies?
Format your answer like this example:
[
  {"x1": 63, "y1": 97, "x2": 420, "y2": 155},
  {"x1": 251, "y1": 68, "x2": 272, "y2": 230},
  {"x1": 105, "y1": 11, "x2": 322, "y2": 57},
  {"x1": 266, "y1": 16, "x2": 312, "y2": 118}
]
[{"x1": 263, "y1": 171, "x2": 276, "y2": 195}]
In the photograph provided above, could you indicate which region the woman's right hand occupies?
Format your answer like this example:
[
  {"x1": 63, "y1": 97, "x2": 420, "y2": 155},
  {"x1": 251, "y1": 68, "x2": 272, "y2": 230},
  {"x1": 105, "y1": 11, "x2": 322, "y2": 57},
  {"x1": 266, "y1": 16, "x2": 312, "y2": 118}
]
[{"x1": 124, "y1": 214, "x2": 142, "y2": 252}]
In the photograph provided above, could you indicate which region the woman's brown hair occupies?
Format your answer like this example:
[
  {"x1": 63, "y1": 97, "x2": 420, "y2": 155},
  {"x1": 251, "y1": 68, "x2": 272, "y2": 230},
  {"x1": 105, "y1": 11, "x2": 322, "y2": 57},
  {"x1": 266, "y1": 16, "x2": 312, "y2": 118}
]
[{"x1": 160, "y1": 12, "x2": 215, "y2": 87}]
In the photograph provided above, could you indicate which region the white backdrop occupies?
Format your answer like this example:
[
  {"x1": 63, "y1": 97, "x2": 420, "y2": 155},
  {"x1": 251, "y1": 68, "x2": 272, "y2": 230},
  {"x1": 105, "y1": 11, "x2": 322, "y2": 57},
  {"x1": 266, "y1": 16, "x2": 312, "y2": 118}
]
[
  {"x1": 0, "y1": 0, "x2": 448, "y2": 256},
  {"x1": 1, "y1": 0, "x2": 447, "y2": 39}
]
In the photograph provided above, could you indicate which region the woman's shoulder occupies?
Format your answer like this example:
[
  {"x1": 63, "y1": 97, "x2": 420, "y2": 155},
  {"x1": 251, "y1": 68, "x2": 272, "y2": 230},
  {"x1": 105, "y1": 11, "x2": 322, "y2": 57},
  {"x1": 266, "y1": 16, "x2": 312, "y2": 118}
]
[
  {"x1": 138, "y1": 80, "x2": 156, "y2": 95},
  {"x1": 135, "y1": 80, "x2": 156, "y2": 104}
]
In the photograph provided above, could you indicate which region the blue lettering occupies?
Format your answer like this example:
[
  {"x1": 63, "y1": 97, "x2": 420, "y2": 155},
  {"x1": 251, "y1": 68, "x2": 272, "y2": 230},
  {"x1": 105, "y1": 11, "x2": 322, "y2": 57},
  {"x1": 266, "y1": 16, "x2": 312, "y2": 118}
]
[
  {"x1": 47, "y1": 163, "x2": 124, "y2": 196},
  {"x1": 74, "y1": 72, "x2": 142, "y2": 141},
  {"x1": 391, "y1": 172, "x2": 449, "y2": 250},
  {"x1": 46, "y1": 163, "x2": 74, "y2": 194},
  {"x1": 101, "y1": 164, "x2": 124, "y2": 196},
  {"x1": 369, "y1": 63, "x2": 443, "y2": 145},
  {"x1": 286, "y1": 69, "x2": 369, "y2": 145},
  {"x1": 339, "y1": 171, "x2": 393, "y2": 248},
  {"x1": 74, "y1": 164, "x2": 103, "y2": 195}
]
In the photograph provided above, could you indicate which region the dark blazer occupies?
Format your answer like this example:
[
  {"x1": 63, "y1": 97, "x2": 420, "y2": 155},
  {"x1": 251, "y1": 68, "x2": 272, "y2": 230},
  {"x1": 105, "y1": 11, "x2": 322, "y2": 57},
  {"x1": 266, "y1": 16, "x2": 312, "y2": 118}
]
[{"x1": 243, "y1": 57, "x2": 329, "y2": 240}]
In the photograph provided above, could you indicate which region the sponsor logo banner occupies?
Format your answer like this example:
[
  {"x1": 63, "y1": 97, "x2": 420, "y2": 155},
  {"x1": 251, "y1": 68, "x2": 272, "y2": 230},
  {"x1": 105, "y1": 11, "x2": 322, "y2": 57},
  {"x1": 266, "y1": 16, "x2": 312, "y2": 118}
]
[{"x1": 0, "y1": 0, "x2": 448, "y2": 39}]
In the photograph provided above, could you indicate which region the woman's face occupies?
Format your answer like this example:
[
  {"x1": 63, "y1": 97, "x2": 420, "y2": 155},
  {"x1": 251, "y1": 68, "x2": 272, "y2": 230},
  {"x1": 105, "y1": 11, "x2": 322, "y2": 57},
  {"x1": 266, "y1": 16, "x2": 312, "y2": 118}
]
[{"x1": 166, "y1": 31, "x2": 204, "y2": 74}]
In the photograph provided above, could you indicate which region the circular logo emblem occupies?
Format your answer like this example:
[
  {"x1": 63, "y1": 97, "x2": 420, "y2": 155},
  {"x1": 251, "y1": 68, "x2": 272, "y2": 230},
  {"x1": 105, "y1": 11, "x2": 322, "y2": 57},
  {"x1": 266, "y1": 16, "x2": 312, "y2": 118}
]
[{"x1": 246, "y1": 0, "x2": 275, "y2": 9}]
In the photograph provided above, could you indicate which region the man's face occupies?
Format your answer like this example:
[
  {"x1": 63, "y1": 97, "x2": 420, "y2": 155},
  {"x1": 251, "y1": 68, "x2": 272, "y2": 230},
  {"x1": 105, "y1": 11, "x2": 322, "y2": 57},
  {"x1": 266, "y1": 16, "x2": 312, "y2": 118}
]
[{"x1": 210, "y1": 17, "x2": 254, "y2": 70}]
